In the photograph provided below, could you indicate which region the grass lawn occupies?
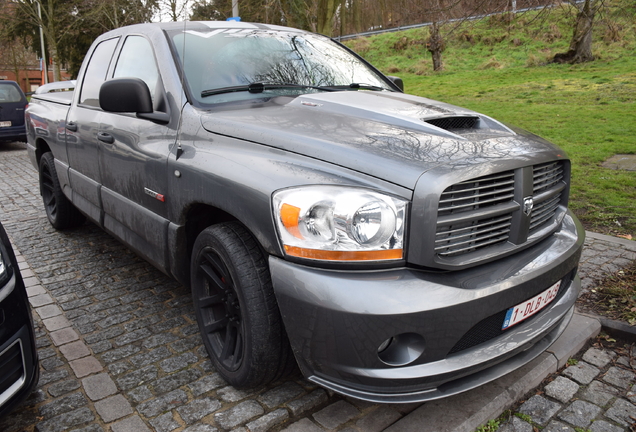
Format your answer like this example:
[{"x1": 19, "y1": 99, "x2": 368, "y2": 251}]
[{"x1": 345, "y1": 1, "x2": 636, "y2": 236}]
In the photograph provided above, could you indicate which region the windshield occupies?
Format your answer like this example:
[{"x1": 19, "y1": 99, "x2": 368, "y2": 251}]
[{"x1": 168, "y1": 27, "x2": 393, "y2": 105}]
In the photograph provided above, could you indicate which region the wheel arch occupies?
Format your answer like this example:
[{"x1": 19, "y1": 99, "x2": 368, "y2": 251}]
[{"x1": 34, "y1": 137, "x2": 52, "y2": 165}]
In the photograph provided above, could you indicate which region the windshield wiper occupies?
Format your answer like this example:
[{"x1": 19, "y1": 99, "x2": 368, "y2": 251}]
[
  {"x1": 201, "y1": 82, "x2": 335, "y2": 98},
  {"x1": 327, "y1": 83, "x2": 387, "y2": 91}
]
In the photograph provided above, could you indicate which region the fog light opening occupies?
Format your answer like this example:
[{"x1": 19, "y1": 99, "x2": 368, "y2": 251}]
[{"x1": 377, "y1": 333, "x2": 425, "y2": 367}]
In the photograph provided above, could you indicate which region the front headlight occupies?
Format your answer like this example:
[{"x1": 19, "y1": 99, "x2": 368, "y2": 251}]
[
  {"x1": 0, "y1": 246, "x2": 9, "y2": 287},
  {"x1": 273, "y1": 186, "x2": 407, "y2": 262}
]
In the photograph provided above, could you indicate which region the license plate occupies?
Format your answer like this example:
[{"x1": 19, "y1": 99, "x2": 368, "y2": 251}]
[
  {"x1": 502, "y1": 281, "x2": 561, "y2": 330},
  {"x1": 0, "y1": 121, "x2": 11, "y2": 127}
]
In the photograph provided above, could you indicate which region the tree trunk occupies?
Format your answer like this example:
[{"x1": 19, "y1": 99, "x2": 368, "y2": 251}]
[
  {"x1": 427, "y1": 22, "x2": 445, "y2": 71},
  {"x1": 317, "y1": 0, "x2": 337, "y2": 36},
  {"x1": 552, "y1": 0, "x2": 595, "y2": 64}
]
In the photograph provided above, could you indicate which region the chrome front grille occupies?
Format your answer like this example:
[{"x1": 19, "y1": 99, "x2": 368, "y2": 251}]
[{"x1": 435, "y1": 161, "x2": 567, "y2": 259}]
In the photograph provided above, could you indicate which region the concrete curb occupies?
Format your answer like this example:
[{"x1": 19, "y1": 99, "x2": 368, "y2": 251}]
[
  {"x1": 585, "y1": 231, "x2": 636, "y2": 251},
  {"x1": 385, "y1": 312, "x2": 601, "y2": 432},
  {"x1": 600, "y1": 317, "x2": 636, "y2": 343}
]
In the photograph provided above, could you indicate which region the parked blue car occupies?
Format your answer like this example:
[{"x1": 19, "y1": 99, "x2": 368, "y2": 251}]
[{"x1": 0, "y1": 81, "x2": 27, "y2": 143}]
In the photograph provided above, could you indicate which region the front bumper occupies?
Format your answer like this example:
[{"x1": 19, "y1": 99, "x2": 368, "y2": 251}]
[{"x1": 270, "y1": 211, "x2": 584, "y2": 403}]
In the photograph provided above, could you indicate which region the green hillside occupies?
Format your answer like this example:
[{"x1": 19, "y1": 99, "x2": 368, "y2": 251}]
[{"x1": 344, "y1": 0, "x2": 636, "y2": 236}]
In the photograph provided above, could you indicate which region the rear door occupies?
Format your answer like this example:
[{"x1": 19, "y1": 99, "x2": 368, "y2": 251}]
[
  {"x1": 66, "y1": 37, "x2": 120, "y2": 222},
  {"x1": 98, "y1": 34, "x2": 176, "y2": 273}
]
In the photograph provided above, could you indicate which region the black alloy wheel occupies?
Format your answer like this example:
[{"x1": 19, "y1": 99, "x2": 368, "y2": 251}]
[
  {"x1": 38, "y1": 152, "x2": 85, "y2": 229},
  {"x1": 196, "y1": 247, "x2": 244, "y2": 371},
  {"x1": 190, "y1": 222, "x2": 296, "y2": 388}
]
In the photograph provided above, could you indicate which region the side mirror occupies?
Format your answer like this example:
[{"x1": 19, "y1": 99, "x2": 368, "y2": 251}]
[
  {"x1": 99, "y1": 78, "x2": 153, "y2": 113},
  {"x1": 387, "y1": 76, "x2": 404, "y2": 92}
]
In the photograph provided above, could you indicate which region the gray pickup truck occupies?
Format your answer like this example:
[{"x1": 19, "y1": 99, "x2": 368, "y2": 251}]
[{"x1": 25, "y1": 21, "x2": 584, "y2": 403}]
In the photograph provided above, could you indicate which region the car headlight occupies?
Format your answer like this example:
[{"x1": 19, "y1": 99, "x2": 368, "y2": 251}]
[
  {"x1": 0, "y1": 247, "x2": 9, "y2": 287},
  {"x1": 273, "y1": 186, "x2": 407, "y2": 262}
]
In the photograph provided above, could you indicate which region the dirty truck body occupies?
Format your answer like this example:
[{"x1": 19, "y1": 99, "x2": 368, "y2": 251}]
[{"x1": 25, "y1": 21, "x2": 584, "y2": 403}]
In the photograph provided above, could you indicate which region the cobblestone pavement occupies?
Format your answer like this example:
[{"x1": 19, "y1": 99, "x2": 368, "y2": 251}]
[
  {"x1": 0, "y1": 143, "x2": 634, "y2": 432},
  {"x1": 498, "y1": 344, "x2": 636, "y2": 432}
]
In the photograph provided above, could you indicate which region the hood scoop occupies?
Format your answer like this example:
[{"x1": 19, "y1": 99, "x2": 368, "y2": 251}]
[{"x1": 425, "y1": 116, "x2": 479, "y2": 131}]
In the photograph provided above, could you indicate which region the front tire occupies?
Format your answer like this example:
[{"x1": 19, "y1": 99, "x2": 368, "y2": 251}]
[
  {"x1": 191, "y1": 222, "x2": 295, "y2": 388},
  {"x1": 39, "y1": 152, "x2": 85, "y2": 229}
]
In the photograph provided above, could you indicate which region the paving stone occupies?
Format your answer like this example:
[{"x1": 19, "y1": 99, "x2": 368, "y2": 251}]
[
  {"x1": 110, "y1": 415, "x2": 152, "y2": 432},
  {"x1": 95, "y1": 394, "x2": 134, "y2": 423},
  {"x1": 116, "y1": 365, "x2": 158, "y2": 391},
  {"x1": 59, "y1": 340, "x2": 91, "y2": 361},
  {"x1": 214, "y1": 401, "x2": 264, "y2": 429},
  {"x1": 82, "y1": 372, "x2": 117, "y2": 401},
  {"x1": 48, "y1": 379, "x2": 81, "y2": 397},
  {"x1": 41, "y1": 356, "x2": 65, "y2": 370},
  {"x1": 543, "y1": 420, "x2": 575, "y2": 432},
  {"x1": 218, "y1": 386, "x2": 253, "y2": 402},
  {"x1": 128, "y1": 385, "x2": 154, "y2": 403},
  {"x1": 36, "y1": 304, "x2": 63, "y2": 319},
  {"x1": 39, "y1": 392, "x2": 87, "y2": 419},
  {"x1": 170, "y1": 334, "x2": 202, "y2": 352},
  {"x1": 557, "y1": 399, "x2": 602, "y2": 428},
  {"x1": 159, "y1": 352, "x2": 199, "y2": 373},
  {"x1": 70, "y1": 425, "x2": 105, "y2": 432},
  {"x1": 246, "y1": 408, "x2": 289, "y2": 432},
  {"x1": 581, "y1": 380, "x2": 620, "y2": 406},
  {"x1": 39, "y1": 368, "x2": 69, "y2": 386},
  {"x1": 604, "y1": 398, "x2": 636, "y2": 427},
  {"x1": 627, "y1": 384, "x2": 636, "y2": 403},
  {"x1": 582, "y1": 347, "x2": 615, "y2": 368},
  {"x1": 113, "y1": 328, "x2": 152, "y2": 346},
  {"x1": 188, "y1": 373, "x2": 227, "y2": 396},
  {"x1": 69, "y1": 356, "x2": 103, "y2": 378},
  {"x1": 29, "y1": 293, "x2": 54, "y2": 307},
  {"x1": 89, "y1": 340, "x2": 112, "y2": 354},
  {"x1": 108, "y1": 361, "x2": 133, "y2": 376},
  {"x1": 137, "y1": 389, "x2": 189, "y2": 418},
  {"x1": 152, "y1": 368, "x2": 203, "y2": 395},
  {"x1": 176, "y1": 398, "x2": 222, "y2": 424},
  {"x1": 280, "y1": 418, "x2": 323, "y2": 432},
  {"x1": 562, "y1": 361, "x2": 601, "y2": 385},
  {"x1": 545, "y1": 376, "x2": 580, "y2": 403},
  {"x1": 35, "y1": 407, "x2": 95, "y2": 432},
  {"x1": 602, "y1": 366, "x2": 636, "y2": 390},
  {"x1": 26, "y1": 285, "x2": 47, "y2": 297},
  {"x1": 287, "y1": 389, "x2": 329, "y2": 416},
  {"x1": 50, "y1": 327, "x2": 80, "y2": 346},
  {"x1": 355, "y1": 405, "x2": 402, "y2": 432},
  {"x1": 258, "y1": 382, "x2": 305, "y2": 409},
  {"x1": 518, "y1": 395, "x2": 562, "y2": 426},
  {"x1": 129, "y1": 346, "x2": 172, "y2": 368},
  {"x1": 149, "y1": 412, "x2": 180, "y2": 432},
  {"x1": 497, "y1": 416, "x2": 533, "y2": 432},
  {"x1": 38, "y1": 347, "x2": 57, "y2": 360},
  {"x1": 100, "y1": 344, "x2": 142, "y2": 364},
  {"x1": 182, "y1": 425, "x2": 218, "y2": 432},
  {"x1": 313, "y1": 400, "x2": 360, "y2": 430},
  {"x1": 589, "y1": 420, "x2": 624, "y2": 432}
]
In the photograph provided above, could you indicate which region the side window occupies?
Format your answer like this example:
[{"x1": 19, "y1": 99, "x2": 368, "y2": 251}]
[
  {"x1": 79, "y1": 38, "x2": 119, "y2": 107},
  {"x1": 113, "y1": 36, "x2": 160, "y2": 103}
]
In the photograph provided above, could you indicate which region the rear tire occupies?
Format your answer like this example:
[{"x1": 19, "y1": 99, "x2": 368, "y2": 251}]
[
  {"x1": 191, "y1": 222, "x2": 295, "y2": 388},
  {"x1": 39, "y1": 152, "x2": 85, "y2": 229}
]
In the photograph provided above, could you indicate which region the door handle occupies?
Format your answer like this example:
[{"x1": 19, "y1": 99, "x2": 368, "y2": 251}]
[
  {"x1": 97, "y1": 132, "x2": 114, "y2": 144},
  {"x1": 66, "y1": 122, "x2": 78, "y2": 132}
]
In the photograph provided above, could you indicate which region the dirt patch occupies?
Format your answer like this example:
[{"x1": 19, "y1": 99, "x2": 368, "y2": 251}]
[{"x1": 602, "y1": 154, "x2": 636, "y2": 171}]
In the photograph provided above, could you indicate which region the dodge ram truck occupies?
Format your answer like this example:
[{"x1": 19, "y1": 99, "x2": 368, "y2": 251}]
[{"x1": 25, "y1": 21, "x2": 584, "y2": 403}]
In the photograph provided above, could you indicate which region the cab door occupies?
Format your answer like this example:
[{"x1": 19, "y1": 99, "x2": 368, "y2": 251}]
[
  {"x1": 98, "y1": 35, "x2": 177, "y2": 273},
  {"x1": 66, "y1": 37, "x2": 119, "y2": 222}
]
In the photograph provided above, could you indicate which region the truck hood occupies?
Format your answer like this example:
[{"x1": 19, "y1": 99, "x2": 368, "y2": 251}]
[{"x1": 200, "y1": 91, "x2": 561, "y2": 190}]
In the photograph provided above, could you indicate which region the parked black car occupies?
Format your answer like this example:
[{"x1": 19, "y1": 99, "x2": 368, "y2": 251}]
[
  {"x1": 0, "y1": 81, "x2": 28, "y2": 143},
  {"x1": 0, "y1": 221, "x2": 39, "y2": 418}
]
